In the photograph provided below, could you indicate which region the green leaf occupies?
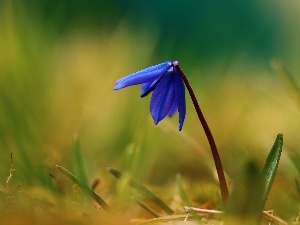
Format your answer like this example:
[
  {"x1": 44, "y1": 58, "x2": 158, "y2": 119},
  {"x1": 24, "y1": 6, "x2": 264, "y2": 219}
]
[
  {"x1": 260, "y1": 133, "x2": 283, "y2": 206},
  {"x1": 107, "y1": 167, "x2": 173, "y2": 215},
  {"x1": 225, "y1": 134, "x2": 283, "y2": 224},
  {"x1": 56, "y1": 165, "x2": 110, "y2": 211},
  {"x1": 224, "y1": 160, "x2": 264, "y2": 224}
]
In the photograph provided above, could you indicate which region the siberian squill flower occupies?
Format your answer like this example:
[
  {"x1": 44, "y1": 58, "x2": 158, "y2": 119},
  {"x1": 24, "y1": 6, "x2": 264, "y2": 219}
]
[
  {"x1": 113, "y1": 61, "x2": 186, "y2": 130},
  {"x1": 114, "y1": 60, "x2": 229, "y2": 201}
]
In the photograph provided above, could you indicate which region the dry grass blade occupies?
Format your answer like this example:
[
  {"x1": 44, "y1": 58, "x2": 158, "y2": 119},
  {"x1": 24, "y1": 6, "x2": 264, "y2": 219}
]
[
  {"x1": 262, "y1": 211, "x2": 287, "y2": 225},
  {"x1": 138, "y1": 214, "x2": 204, "y2": 225},
  {"x1": 184, "y1": 206, "x2": 224, "y2": 215}
]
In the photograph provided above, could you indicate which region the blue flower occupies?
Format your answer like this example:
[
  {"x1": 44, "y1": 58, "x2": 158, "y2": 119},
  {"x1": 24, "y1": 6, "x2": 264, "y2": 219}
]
[{"x1": 113, "y1": 61, "x2": 186, "y2": 130}]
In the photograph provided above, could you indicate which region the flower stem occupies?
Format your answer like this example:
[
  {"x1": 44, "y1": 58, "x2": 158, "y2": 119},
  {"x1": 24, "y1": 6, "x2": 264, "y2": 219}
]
[{"x1": 175, "y1": 64, "x2": 229, "y2": 202}]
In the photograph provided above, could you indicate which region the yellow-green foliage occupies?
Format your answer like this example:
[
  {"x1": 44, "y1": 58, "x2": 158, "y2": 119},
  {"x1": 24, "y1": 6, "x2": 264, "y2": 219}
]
[{"x1": 0, "y1": 1, "x2": 300, "y2": 224}]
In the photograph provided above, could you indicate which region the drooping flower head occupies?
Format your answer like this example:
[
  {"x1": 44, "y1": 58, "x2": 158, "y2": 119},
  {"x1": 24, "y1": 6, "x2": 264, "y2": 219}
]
[{"x1": 113, "y1": 61, "x2": 186, "y2": 130}]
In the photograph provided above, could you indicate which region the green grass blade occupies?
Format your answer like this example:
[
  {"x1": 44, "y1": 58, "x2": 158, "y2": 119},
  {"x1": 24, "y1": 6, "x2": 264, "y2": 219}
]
[
  {"x1": 260, "y1": 133, "x2": 283, "y2": 205},
  {"x1": 271, "y1": 59, "x2": 300, "y2": 107},
  {"x1": 289, "y1": 153, "x2": 300, "y2": 196},
  {"x1": 225, "y1": 134, "x2": 283, "y2": 224},
  {"x1": 56, "y1": 165, "x2": 110, "y2": 211},
  {"x1": 107, "y1": 167, "x2": 174, "y2": 215},
  {"x1": 224, "y1": 161, "x2": 264, "y2": 224},
  {"x1": 289, "y1": 152, "x2": 300, "y2": 175},
  {"x1": 295, "y1": 179, "x2": 300, "y2": 196},
  {"x1": 71, "y1": 137, "x2": 89, "y2": 186},
  {"x1": 176, "y1": 174, "x2": 191, "y2": 207},
  {"x1": 135, "y1": 199, "x2": 160, "y2": 218}
]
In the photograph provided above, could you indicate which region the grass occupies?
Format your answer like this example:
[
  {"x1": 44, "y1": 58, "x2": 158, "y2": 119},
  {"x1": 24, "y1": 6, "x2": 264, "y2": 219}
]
[{"x1": 1, "y1": 2, "x2": 300, "y2": 224}]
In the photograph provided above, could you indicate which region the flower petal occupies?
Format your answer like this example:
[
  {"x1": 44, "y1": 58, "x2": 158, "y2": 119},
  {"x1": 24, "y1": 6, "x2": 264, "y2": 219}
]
[
  {"x1": 150, "y1": 69, "x2": 175, "y2": 125},
  {"x1": 113, "y1": 61, "x2": 172, "y2": 90},
  {"x1": 168, "y1": 98, "x2": 177, "y2": 117},
  {"x1": 174, "y1": 69, "x2": 186, "y2": 131},
  {"x1": 141, "y1": 81, "x2": 153, "y2": 94},
  {"x1": 140, "y1": 75, "x2": 163, "y2": 97}
]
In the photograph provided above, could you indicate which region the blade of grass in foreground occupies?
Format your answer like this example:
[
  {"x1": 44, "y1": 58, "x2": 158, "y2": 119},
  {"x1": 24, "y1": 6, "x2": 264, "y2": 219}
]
[
  {"x1": 71, "y1": 137, "x2": 89, "y2": 186},
  {"x1": 56, "y1": 165, "x2": 110, "y2": 211},
  {"x1": 135, "y1": 199, "x2": 160, "y2": 218},
  {"x1": 224, "y1": 161, "x2": 264, "y2": 224},
  {"x1": 289, "y1": 152, "x2": 300, "y2": 175},
  {"x1": 176, "y1": 174, "x2": 191, "y2": 207},
  {"x1": 289, "y1": 152, "x2": 300, "y2": 196},
  {"x1": 224, "y1": 134, "x2": 283, "y2": 225},
  {"x1": 107, "y1": 167, "x2": 174, "y2": 215},
  {"x1": 260, "y1": 133, "x2": 283, "y2": 206}
]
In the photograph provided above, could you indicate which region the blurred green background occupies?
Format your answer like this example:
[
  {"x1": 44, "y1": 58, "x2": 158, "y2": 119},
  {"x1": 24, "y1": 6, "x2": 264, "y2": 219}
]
[{"x1": 1, "y1": 0, "x2": 300, "y2": 222}]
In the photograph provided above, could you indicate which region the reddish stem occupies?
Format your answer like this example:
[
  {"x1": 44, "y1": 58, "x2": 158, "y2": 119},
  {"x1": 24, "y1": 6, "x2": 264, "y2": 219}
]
[{"x1": 175, "y1": 63, "x2": 229, "y2": 202}]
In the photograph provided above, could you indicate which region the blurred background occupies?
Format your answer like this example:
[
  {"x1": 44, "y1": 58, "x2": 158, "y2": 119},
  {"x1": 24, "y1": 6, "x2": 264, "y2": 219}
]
[{"x1": 1, "y1": 0, "x2": 300, "y2": 222}]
